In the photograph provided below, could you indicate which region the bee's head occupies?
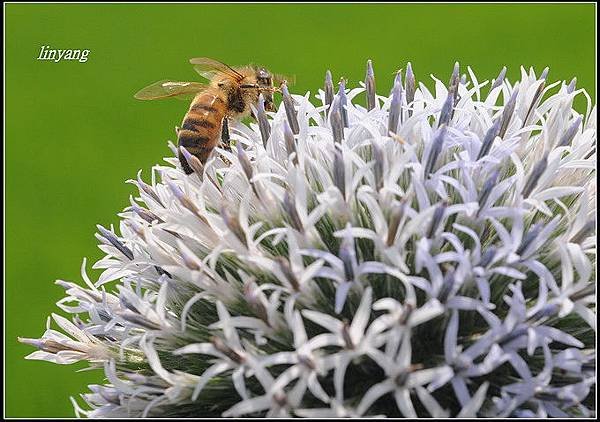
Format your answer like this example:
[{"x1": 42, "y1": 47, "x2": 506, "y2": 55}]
[{"x1": 256, "y1": 67, "x2": 274, "y2": 111}]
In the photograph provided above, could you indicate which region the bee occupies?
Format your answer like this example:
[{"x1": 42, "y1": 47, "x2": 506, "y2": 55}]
[{"x1": 135, "y1": 57, "x2": 285, "y2": 174}]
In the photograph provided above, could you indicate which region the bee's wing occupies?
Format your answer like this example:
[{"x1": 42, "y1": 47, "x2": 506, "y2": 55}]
[
  {"x1": 134, "y1": 80, "x2": 207, "y2": 100},
  {"x1": 189, "y1": 57, "x2": 244, "y2": 81}
]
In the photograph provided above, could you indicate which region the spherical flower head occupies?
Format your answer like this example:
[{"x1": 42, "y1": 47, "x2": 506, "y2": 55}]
[{"x1": 21, "y1": 62, "x2": 596, "y2": 418}]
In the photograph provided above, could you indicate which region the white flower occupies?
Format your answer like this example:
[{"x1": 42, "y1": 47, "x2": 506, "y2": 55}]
[
  {"x1": 19, "y1": 313, "x2": 112, "y2": 365},
  {"x1": 355, "y1": 333, "x2": 452, "y2": 417},
  {"x1": 20, "y1": 61, "x2": 595, "y2": 417}
]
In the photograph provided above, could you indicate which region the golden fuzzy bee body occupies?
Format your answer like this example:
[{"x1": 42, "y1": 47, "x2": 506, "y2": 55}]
[
  {"x1": 135, "y1": 58, "x2": 283, "y2": 174},
  {"x1": 178, "y1": 90, "x2": 228, "y2": 171}
]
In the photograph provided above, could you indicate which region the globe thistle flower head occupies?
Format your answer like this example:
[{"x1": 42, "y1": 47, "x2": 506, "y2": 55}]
[{"x1": 20, "y1": 60, "x2": 596, "y2": 418}]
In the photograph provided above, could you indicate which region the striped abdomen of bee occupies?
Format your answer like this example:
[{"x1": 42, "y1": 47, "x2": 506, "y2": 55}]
[{"x1": 177, "y1": 90, "x2": 227, "y2": 174}]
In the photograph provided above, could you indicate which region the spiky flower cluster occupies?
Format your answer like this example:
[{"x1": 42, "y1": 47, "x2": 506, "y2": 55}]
[{"x1": 20, "y1": 61, "x2": 596, "y2": 418}]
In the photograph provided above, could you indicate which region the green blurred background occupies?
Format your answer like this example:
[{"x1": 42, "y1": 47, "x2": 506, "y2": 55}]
[{"x1": 5, "y1": 3, "x2": 595, "y2": 417}]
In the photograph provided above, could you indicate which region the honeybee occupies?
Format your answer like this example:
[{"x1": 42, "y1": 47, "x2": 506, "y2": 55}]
[{"x1": 135, "y1": 57, "x2": 284, "y2": 174}]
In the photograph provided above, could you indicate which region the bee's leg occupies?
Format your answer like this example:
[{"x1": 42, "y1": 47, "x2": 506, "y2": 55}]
[{"x1": 220, "y1": 117, "x2": 231, "y2": 151}]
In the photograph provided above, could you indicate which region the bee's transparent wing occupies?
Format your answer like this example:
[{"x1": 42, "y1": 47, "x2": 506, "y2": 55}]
[
  {"x1": 273, "y1": 72, "x2": 296, "y2": 86},
  {"x1": 189, "y1": 57, "x2": 244, "y2": 81},
  {"x1": 134, "y1": 80, "x2": 206, "y2": 100}
]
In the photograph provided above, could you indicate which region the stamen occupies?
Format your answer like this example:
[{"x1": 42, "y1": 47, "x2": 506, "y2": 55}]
[
  {"x1": 256, "y1": 94, "x2": 271, "y2": 147},
  {"x1": 244, "y1": 281, "x2": 269, "y2": 324},
  {"x1": 283, "y1": 120, "x2": 298, "y2": 166},
  {"x1": 179, "y1": 245, "x2": 201, "y2": 271},
  {"x1": 275, "y1": 256, "x2": 300, "y2": 291},
  {"x1": 424, "y1": 125, "x2": 448, "y2": 176},
  {"x1": 96, "y1": 225, "x2": 134, "y2": 260},
  {"x1": 130, "y1": 203, "x2": 164, "y2": 224},
  {"x1": 479, "y1": 247, "x2": 496, "y2": 268},
  {"x1": 211, "y1": 336, "x2": 244, "y2": 363},
  {"x1": 521, "y1": 67, "x2": 549, "y2": 128},
  {"x1": 283, "y1": 191, "x2": 304, "y2": 232},
  {"x1": 498, "y1": 87, "x2": 519, "y2": 139},
  {"x1": 136, "y1": 173, "x2": 164, "y2": 207},
  {"x1": 438, "y1": 269, "x2": 456, "y2": 302},
  {"x1": 498, "y1": 327, "x2": 527, "y2": 346},
  {"x1": 167, "y1": 180, "x2": 206, "y2": 222},
  {"x1": 557, "y1": 115, "x2": 582, "y2": 148},
  {"x1": 338, "y1": 79, "x2": 349, "y2": 127},
  {"x1": 427, "y1": 200, "x2": 448, "y2": 238},
  {"x1": 341, "y1": 320, "x2": 354, "y2": 349},
  {"x1": 522, "y1": 153, "x2": 548, "y2": 198},
  {"x1": 330, "y1": 96, "x2": 344, "y2": 144},
  {"x1": 449, "y1": 62, "x2": 460, "y2": 91},
  {"x1": 398, "y1": 302, "x2": 414, "y2": 325},
  {"x1": 220, "y1": 205, "x2": 247, "y2": 247},
  {"x1": 365, "y1": 59, "x2": 376, "y2": 111},
  {"x1": 282, "y1": 83, "x2": 299, "y2": 135},
  {"x1": 477, "y1": 118, "x2": 502, "y2": 160},
  {"x1": 388, "y1": 78, "x2": 402, "y2": 135},
  {"x1": 333, "y1": 146, "x2": 346, "y2": 196},
  {"x1": 386, "y1": 200, "x2": 407, "y2": 247},
  {"x1": 179, "y1": 146, "x2": 204, "y2": 177},
  {"x1": 438, "y1": 88, "x2": 455, "y2": 127},
  {"x1": 449, "y1": 62, "x2": 460, "y2": 120},
  {"x1": 324, "y1": 70, "x2": 334, "y2": 116},
  {"x1": 567, "y1": 77, "x2": 577, "y2": 94},
  {"x1": 569, "y1": 283, "x2": 595, "y2": 301},
  {"x1": 372, "y1": 142, "x2": 384, "y2": 192},
  {"x1": 490, "y1": 66, "x2": 507, "y2": 91},
  {"x1": 405, "y1": 62, "x2": 416, "y2": 117},
  {"x1": 527, "y1": 303, "x2": 559, "y2": 322},
  {"x1": 236, "y1": 142, "x2": 254, "y2": 183},
  {"x1": 570, "y1": 219, "x2": 596, "y2": 244},
  {"x1": 516, "y1": 222, "x2": 543, "y2": 256},
  {"x1": 478, "y1": 169, "x2": 501, "y2": 209}
]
